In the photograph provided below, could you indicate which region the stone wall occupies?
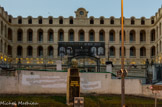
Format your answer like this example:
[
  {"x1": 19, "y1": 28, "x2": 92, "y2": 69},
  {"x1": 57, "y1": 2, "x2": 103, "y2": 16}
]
[{"x1": 0, "y1": 70, "x2": 162, "y2": 99}]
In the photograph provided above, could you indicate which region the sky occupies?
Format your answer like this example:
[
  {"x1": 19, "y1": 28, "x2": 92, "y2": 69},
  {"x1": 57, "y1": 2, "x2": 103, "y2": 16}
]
[{"x1": 0, "y1": 0, "x2": 162, "y2": 18}]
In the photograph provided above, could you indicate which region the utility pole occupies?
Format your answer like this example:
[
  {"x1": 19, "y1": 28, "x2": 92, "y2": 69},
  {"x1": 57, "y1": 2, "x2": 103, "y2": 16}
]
[{"x1": 121, "y1": 0, "x2": 125, "y2": 107}]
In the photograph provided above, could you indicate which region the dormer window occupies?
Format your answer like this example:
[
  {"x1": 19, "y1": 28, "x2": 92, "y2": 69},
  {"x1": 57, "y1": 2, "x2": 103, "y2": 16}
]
[
  {"x1": 80, "y1": 11, "x2": 84, "y2": 15},
  {"x1": 90, "y1": 18, "x2": 94, "y2": 24},
  {"x1": 69, "y1": 17, "x2": 73, "y2": 24},
  {"x1": 131, "y1": 17, "x2": 135, "y2": 25},
  {"x1": 9, "y1": 18, "x2": 12, "y2": 23},
  {"x1": 38, "y1": 17, "x2": 42, "y2": 24},
  {"x1": 100, "y1": 17, "x2": 104, "y2": 24},
  {"x1": 141, "y1": 18, "x2": 145, "y2": 25},
  {"x1": 151, "y1": 17, "x2": 154, "y2": 24},
  {"x1": 75, "y1": 8, "x2": 88, "y2": 18},
  {"x1": 110, "y1": 17, "x2": 114, "y2": 24},
  {"x1": 59, "y1": 17, "x2": 63, "y2": 24},
  {"x1": 28, "y1": 17, "x2": 32, "y2": 24},
  {"x1": 49, "y1": 18, "x2": 53, "y2": 24},
  {"x1": 18, "y1": 17, "x2": 22, "y2": 24}
]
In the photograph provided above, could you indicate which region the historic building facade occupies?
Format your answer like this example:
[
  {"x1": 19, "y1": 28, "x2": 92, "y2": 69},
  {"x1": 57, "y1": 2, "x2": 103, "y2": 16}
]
[{"x1": 0, "y1": 7, "x2": 162, "y2": 65}]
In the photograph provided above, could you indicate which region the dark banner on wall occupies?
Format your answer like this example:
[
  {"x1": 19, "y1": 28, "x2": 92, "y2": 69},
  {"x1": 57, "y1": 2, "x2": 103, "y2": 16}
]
[{"x1": 58, "y1": 42, "x2": 105, "y2": 56}]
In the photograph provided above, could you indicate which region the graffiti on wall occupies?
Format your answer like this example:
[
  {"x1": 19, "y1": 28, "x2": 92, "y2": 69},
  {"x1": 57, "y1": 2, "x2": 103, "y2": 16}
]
[{"x1": 22, "y1": 74, "x2": 101, "y2": 90}]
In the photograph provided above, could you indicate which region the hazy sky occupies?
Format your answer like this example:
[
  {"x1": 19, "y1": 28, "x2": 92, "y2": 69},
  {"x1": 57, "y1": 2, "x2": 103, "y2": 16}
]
[{"x1": 0, "y1": 0, "x2": 162, "y2": 18}]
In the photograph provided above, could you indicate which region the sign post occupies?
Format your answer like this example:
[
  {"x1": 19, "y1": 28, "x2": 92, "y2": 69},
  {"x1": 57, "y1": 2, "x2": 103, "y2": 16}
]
[
  {"x1": 150, "y1": 85, "x2": 162, "y2": 107},
  {"x1": 67, "y1": 59, "x2": 80, "y2": 105}
]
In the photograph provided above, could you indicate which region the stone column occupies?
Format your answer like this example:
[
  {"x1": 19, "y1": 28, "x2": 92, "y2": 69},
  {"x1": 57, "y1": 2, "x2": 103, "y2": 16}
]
[
  {"x1": 23, "y1": 29, "x2": 27, "y2": 43},
  {"x1": 13, "y1": 28, "x2": 17, "y2": 43},
  {"x1": 126, "y1": 47, "x2": 129, "y2": 59},
  {"x1": 54, "y1": 30, "x2": 58, "y2": 43},
  {"x1": 54, "y1": 45, "x2": 58, "y2": 59},
  {"x1": 95, "y1": 30, "x2": 99, "y2": 42},
  {"x1": 116, "y1": 46, "x2": 120, "y2": 59},
  {"x1": 146, "y1": 30, "x2": 150, "y2": 44},
  {"x1": 33, "y1": 29, "x2": 37, "y2": 43},
  {"x1": 146, "y1": 47, "x2": 151, "y2": 59},
  {"x1": 54, "y1": 30, "x2": 58, "y2": 59},
  {"x1": 116, "y1": 30, "x2": 119, "y2": 44},
  {"x1": 44, "y1": 29, "x2": 48, "y2": 44},
  {"x1": 74, "y1": 29, "x2": 78, "y2": 42},
  {"x1": 136, "y1": 30, "x2": 140, "y2": 44},
  {"x1": 126, "y1": 30, "x2": 129, "y2": 43},
  {"x1": 23, "y1": 45, "x2": 27, "y2": 58},
  {"x1": 64, "y1": 30, "x2": 68, "y2": 42},
  {"x1": 105, "y1": 29, "x2": 109, "y2": 44},
  {"x1": 33, "y1": 45, "x2": 37, "y2": 58},
  {"x1": 85, "y1": 30, "x2": 88, "y2": 42}
]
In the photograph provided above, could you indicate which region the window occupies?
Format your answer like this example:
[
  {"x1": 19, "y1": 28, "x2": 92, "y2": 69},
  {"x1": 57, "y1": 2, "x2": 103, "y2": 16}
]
[
  {"x1": 140, "y1": 30, "x2": 146, "y2": 42},
  {"x1": 17, "y1": 46, "x2": 23, "y2": 57},
  {"x1": 8, "y1": 28, "x2": 12, "y2": 41},
  {"x1": 141, "y1": 18, "x2": 145, "y2": 25},
  {"x1": 69, "y1": 18, "x2": 73, "y2": 24},
  {"x1": 69, "y1": 30, "x2": 74, "y2": 41},
  {"x1": 140, "y1": 47, "x2": 146, "y2": 56},
  {"x1": 49, "y1": 18, "x2": 53, "y2": 24},
  {"x1": 59, "y1": 17, "x2": 63, "y2": 24},
  {"x1": 157, "y1": 27, "x2": 159, "y2": 39},
  {"x1": 110, "y1": 18, "x2": 114, "y2": 24},
  {"x1": 4, "y1": 43, "x2": 6, "y2": 54},
  {"x1": 130, "y1": 30, "x2": 135, "y2": 42},
  {"x1": 9, "y1": 17, "x2": 12, "y2": 23},
  {"x1": 48, "y1": 30, "x2": 53, "y2": 42},
  {"x1": 8, "y1": 45, "x2": 12, "y2": 56},
  {"x1": 90, "y1": 18, "x2": 94, "y2": 24},
  {"x1": 89, "y1": 30, "x2": 94, "y2": 41},
  {"x1": 27, "y1": 29, "x2": 33, "y2": 42},
  {"x1": 100, "y1": 18, "x2": 104, "y2": 24},
  {"x1": 4, "y1": 25, "x2": 7, "y2": 38},
  {"x1": 38, "y1": 17, "x2": 42, "y2": 24},
  {"x1": 38, "y1": 46, "x2": 43, "y2": 57},
  {"x1": 0, "y1": 40, "x2": 2, "y2": 52},
  {"x1": 27, "y1": 46, "x2": 33, "y2": 57},
  {"x1": 131, "y1": 18, "x2": 135, "y2": 25},
  {"x1": 151, "y1": 17, "x2": 154, "y2": 24},
  {"x1": 109, "y1": 30, "x2": 115, "y2": 41},
  {"x1": 38, "y1": 29, "x2": 43, "y2": 42},
  {"x1": 151, "y1": 46, "x2": 155, "y2": 57},
  {"x1": 119, "y1": 30, "x2": 125, "y2": 41},
  {"x1": 28, "y1": 17, "x2": 32, "y2": 24},
  {"x1": 110, "y1": 46, "x2": 115, "y2": 56},
  {"x1": 157, "y1": 44, "x2": 158, "y2": 54},
  {"x1": 18, "y1": 17, "x2": 22, "y2": 24},
  {"x1": 17, "y1": 29, "x2": 23, "y2": 42},
  {"x1": 160, "y1": 23, "x2": 161, "y2": 35},
  {"x1": 120, "y1": 47, "x2": 126, "y2": 56},
  {"x1": 1, "y1": 21, "x2": 3, "y2": 35},
  {"x1": 48, "y1": 46, "x2": 53, "y2": 56},
  {"x1": 99, "y1": 30, "x2": 105, "y2": 41},
  {"x1": 58, "y1": 30, "x2": 64, "y2": 41},
  {"x1": 160, "y1": 41, "x2": 162, "y2": 52},
  {"x1": 151, "y1": 29, "x2": 155, "y2": 41},
  {"x1": 79, "y1": 30, "x2": 84, "y2": 41},
  {"x1": 130, "y1": 47, "x2": 136, "y2": 56}
]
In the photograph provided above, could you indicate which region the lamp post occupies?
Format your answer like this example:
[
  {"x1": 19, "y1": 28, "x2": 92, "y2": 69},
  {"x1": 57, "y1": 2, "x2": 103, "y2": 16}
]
[{"x1": 121, "y1": 0, "x2": 125, "y2": 106}]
